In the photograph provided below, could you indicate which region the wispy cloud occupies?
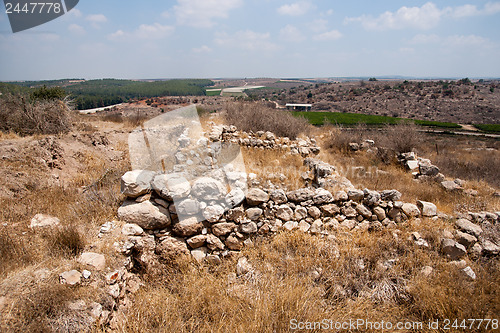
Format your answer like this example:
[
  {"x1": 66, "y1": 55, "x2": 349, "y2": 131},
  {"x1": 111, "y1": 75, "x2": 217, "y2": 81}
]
[
  {"x1": 68, "y1": 24, "x2": 86, "y2": 35},
  {"x1": 313, "y1": 30, "x2": 342, "y2": 41},
  {"x1": 345, "y1": 2, "x2": 500, "y2": 31},
  {"x1": 192, "y1": 45, "x2": 212, "y2": 53},
  {"x1": 345, "y1": 2, "x2": 442, "y2": 30},
  {"x1": 215, "y1": 30, "x2": 278, "y2": 51},
  {"x1": 174, "y1": 0, "x2": 243, "y2": 28},
  {"x1": 86, "y1": 14, "x2": 107, "y2": 28},
  {"x1": 279, "y1": 25, "x2": 306, "y2": 42},
  {"x1": 108, "y1": 23, "x2": 175, "y2": 41},
  {"x1": 277, "y1": 1, "x2": 313, "y2": 16}
]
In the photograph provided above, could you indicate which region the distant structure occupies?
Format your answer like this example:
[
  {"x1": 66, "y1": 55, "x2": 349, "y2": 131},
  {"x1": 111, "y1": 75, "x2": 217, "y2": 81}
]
[{"x1": 286, "y1": 103, "x2": 312, "y2": 111}]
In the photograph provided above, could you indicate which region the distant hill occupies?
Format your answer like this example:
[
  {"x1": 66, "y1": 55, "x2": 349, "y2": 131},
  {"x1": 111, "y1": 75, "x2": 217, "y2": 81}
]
[{"x1": 1, "y1": 79, "x2": 214, "y2": 110}]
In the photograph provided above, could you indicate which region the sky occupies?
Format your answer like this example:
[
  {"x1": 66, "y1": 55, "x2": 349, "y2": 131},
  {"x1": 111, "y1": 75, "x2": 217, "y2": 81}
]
[{"x1": 1, "y1": 0, "x2": 500, "y2": 80}]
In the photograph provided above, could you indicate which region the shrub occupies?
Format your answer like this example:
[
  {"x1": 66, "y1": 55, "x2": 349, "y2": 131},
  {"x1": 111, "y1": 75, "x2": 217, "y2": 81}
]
[
  {"x1": 379, "y1": 122, "x2": 422, "y2": 154},
  {"x1": 45, "y1": 225, "x2": 85, "y2": 257},
  {"x1": 0, "y1": 94, "x2": 72, "y2": 136},
  {"x1": 224, "y1": 102, "x2": 310, "y2": 139}
]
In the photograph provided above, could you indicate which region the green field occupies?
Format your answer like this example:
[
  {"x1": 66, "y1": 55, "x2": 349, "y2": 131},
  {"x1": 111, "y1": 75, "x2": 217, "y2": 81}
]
[
  {"x1": 292, "y1": 111, "x2": 462, "y2": 129},
  {"x1": 474, "y1": 124, "x2": 500, "y2": 133},
  {"x1": 205, "y1": 89, "x2": 222, "y2": 96}
]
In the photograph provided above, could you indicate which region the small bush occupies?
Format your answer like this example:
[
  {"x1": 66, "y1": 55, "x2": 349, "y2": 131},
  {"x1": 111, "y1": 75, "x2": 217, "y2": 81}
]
[
  {"x1": 45, "y1": 225, "x2": 85, "y2": 257},
  {"x1": 379, "y1": 122, "x2": 422, "y2": 154},
  {"x1": 0, "y1": 94, "x2": 72, "y2": 136},
  {"x1": 0, "y1": 228, "x2": 32, "y2": 277},
  {"x1": 224, "y1": 102, "x2": 310, "y2": 139}
]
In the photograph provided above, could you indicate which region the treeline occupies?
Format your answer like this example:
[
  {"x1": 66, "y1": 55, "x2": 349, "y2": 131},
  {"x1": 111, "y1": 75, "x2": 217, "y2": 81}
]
[{"x1": 1, "y1": 79, "x2": 213, "y2": 110}]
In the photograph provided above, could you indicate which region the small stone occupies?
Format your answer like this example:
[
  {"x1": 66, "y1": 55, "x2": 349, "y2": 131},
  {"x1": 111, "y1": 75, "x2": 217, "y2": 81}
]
[
  {"x1": 30, "y1": 214, "x2": 60, "y2": 229},
  {"x1": 441, "y1": 180, "x2": 462, "y2": 192},
  {"x1": 294, "y1": 206, "x2": 308, "y2": 220},
  {"x1": 118, "y1": 200, "x2": 171, "y2": 230},
  {"x1": 347, "y1": 189, "x2": 364, "y2": 201},
  {"x1": 276, "y1": 205, "x2": 294, "y2": 221},
  {"x1": 191, "y1": 247, "x2": 208, "y2": 263},
  {"x1": 239, "y1": 222, "x2": 258, "y2": 234},
  {"x1": 186, "y1": 235, "x2": 207, "y2": 249},
  {"x1": 421, "y1": 266, "x2": 433, "y2": 277},
  {"x1": 172, "y1": 217, "x2": 203, "y2": 237},
  {"x1": 246, "y1": 208, "x2": 263, "y2": 221},
  {"x1": 401, "y1": 203, "x2": 420, "y2": 218},
  {"x1": 372, "y1": 206, "x2": 386, "y2": 221},
  {"x1": 298, "y1": 221, "x2": 311, "y2": 232},
  {"x1": 333, "y1": 191, "x2": 348, "y2": 202},
  {"x1": 60, "y1": 270, "x2": 81, "y2": 285},
  {"x1": 211, "y1": 222, "x2": 236, "y2": 237},
  {"x1": 203, "y1": 205, "x2": 225, "y2": 223},
  {"x1": 270, "y1": 189, "x2": 288, "y2": 204},
  {"x1": 321, "y1": 204, "x2": 340, "y2": 216},
  {"x1": 122, "y1": 223, "x2": 144, "y2": 236},
  {"x1": 82, "y1": 270, "x2": 91, "y2": 279},
  {"x1": 246, "y1": 188, "x2": 269, "y2": 205},
  {"x1": 455, "y1": 219, "x2": 483, "y2": 237},
  {"x1": 380, "y1": 190, "x2": 402, "y2": 202},
  {"x1": 121, "y1": 170, "x2": 155, "y2": 198},
  {"x1": 461, "y1": 266, "x2": 476, "y2": 280},
  {"x1": 236, "y1": 257, "x2": 253, "y2": 276},
  {"x1": 225, "y1": 235, "x2": 243, "y2": 251},
  {"x1": 455, "y1": 230, "x2": 477, "y2": 248},
  {"x1": 287, "y1": 188, "x2": 315, "y2": 202},
  {"x1": 78, "y1": 252, "x2": 106, "y2": 271},
  {"x1": 108, "y1": 284, "x2": 120, "y2": 298},
  {"x1": 307, "y1": 206, "x2": 322, "y2": 219},
  {"x1": 283, "y1": 221, "x2": 298, "y2": 231},
  {"x1": 441, "y1": 239, "x2": 467, "y2": 260},
  {"x1": 417, "y1": 201, "x2": 437, "y2": 217},
  {"x1": 363, "y1": 189, "x2": 380, "y2": 206}
]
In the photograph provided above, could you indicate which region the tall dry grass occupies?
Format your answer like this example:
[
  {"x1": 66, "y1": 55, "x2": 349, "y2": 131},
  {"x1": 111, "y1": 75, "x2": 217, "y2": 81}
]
[
  {"x1": 0, "y1": 94, "x2": 72, "y2": 136},
  {"x1": 121, "y1": 229, "x2": 499, "y2": 332},
  {"x1": 224, "y1": 102, "x2": 311, "y2": 139}
]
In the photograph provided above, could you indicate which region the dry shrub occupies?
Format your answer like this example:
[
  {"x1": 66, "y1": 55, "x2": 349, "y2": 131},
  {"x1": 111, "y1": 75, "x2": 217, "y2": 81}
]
[
  {"x1": 241, "y1": 147, "x2": 307, "y2": 190},
  {"x1": 432, "y1": 150, "x2": 500, "y2": 188},
  {"x1": 45, "y1": 225, "x2": 85, "y2": 258},
  {"x1": 0, "y1": 95, "x2": 72, "y2": 136},
  {"x1": 2, "y1": 282, "x2": 75, "y2": 333},
  {"x1": 0, "y1": 228, "x2": 32, "y2": 277},
  {"x1": 378, "y1": 122, "x2": 422, "y2": 154},
  {"x1": 224, "y1": 102, "x2": 310, "y2": 139}
]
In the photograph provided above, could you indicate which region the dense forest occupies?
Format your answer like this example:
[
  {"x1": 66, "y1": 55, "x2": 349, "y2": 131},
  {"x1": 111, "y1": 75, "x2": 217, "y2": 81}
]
[{"x1": 0, "y1": 79, "x2": 213, "y2": 109}]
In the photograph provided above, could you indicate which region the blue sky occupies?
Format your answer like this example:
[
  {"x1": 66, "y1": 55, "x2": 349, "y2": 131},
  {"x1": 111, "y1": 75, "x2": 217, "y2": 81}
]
[{"x1": 1, "y1": 0, "x2": 500, "y2": 80}]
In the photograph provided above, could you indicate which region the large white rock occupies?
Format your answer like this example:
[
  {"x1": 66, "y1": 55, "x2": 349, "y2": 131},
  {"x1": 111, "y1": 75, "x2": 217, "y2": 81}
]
[
  {"x1": 122, "y1": 223, "x2": 144, "y2": 236},
  {"x1": 151, "y1": 173, "x2": 191, "y2": 200},
  {"x1": 172, "y1": 217, "x2": 203, "y2": 237},
  {"x1": 225, "y1": 188, "x2": 246, "y2": 207},
  {"x1": 401, "y1": 203, "x2": 421, "y2": 218},
  {"x1": 246, "y1": 188, "x2": 269, "y2": 205},
  {"x1": 121, "y1": 170, "x2": 155, "y2": 198},
  {"x1": 78, "y1": 252, "x2": 106, "y2": 270},
  {"x1": 118, "y1": 200, "x2": 171, "y2": 230},
  {"x1": 441, "y1": 239, "x2": 467, "y2": 260},
  {"x1": 455, "y1": 219, "x2": 483, "y2": 237},
  {"x1": 30, "y1": 214, "x2": 60, "y2": 229},
  {"x1": 417, "y1": 201, "x2": 437, "y2": 217},
  {"x1": 60, "y1": 270, "x2": 82, "y2": 285},
  {"x1": 203, "y1": 205, "x2": 224, "y2": 223},
  {"x1": 276, "y1": 205, "x2": 294, "y2": 221},
  {"x1": 192, "y1": 177, "x2": 226, "y2": 201}
]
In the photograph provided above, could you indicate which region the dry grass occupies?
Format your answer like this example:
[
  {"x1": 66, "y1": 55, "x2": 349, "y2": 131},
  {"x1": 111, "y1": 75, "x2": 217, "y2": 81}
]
[
  {"x1": 241, "y1": 147, "x2": 308, "y2": 190},
  {"x1": 122, "y1": 230, "x2": 499, "y2": 332},
  {"x1": 0, "y1": 95, "x2": 73, "y2": 136},
  {"x1": 224, "y1": 102, "x2": 311, "y2": 139}
]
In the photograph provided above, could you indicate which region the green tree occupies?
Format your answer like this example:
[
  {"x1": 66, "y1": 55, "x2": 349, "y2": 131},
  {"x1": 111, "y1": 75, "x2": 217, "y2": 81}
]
[{"x1": 31, "y1": 85, "x2": 66, "y2": 101}]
